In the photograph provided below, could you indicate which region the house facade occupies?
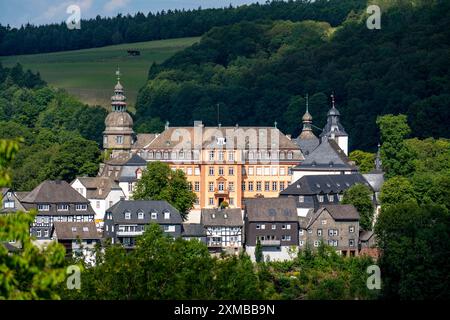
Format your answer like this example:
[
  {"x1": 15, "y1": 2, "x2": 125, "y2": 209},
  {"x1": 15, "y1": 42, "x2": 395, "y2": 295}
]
[
  {"x1": 245, "y1": 197, "x2": 299, "y2": 262},
  {"x1": 280, "y1": 173, "x2": 373, "y2": 216},
  {"x1": 71, "y1": 176, "x2": 125, "y2": 225},
  {"x1": 21, "y1": 180, "x2": 95, "y2": 243},
  {"x1": 103, "y1": 200, "x2": 183, "y2": 248},
  {"x1": 1, "y1": 187, "x2": 26, "y2": 214},
  {"x1": 201, "y1": 208, "x2": 243, "y2": 255},
  {"x1": 52, "y1": 221, "x2": 100, "y2": 264},
  {"x1": 181, "y1": 223, "x2": 207, "y2": 244},
  {"x1": 299, "y1": 204, "x2": 360, "y2": 256}
]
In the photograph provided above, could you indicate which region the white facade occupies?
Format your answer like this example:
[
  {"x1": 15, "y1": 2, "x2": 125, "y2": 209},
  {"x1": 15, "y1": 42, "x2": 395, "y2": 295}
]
[
  {"x1": 119, "y1": 181, "x2": 135, "y2": 200},
  {"x1": 71, "y1": 179, "x2": 125, "y2": 223},
  {"x1": 246, "y1": 245, "x2": 298, "y2": 262}
]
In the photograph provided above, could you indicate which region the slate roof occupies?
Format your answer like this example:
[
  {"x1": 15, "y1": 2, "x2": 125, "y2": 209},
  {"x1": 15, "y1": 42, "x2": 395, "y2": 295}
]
[
  {"x1": 107, "y1": 200, "x2": 182, "y2": 224},
  {"x1": 245, "y1": 197, "x2": 298, "y2": 222},
  {"x1": 293, "y1": 136, "x2": 320, "y2": 157},
  {"x1": 201, "y1": 208, "x2": 243, "y2": 227},
  {"x1": 22, "y1": 180, "x2": 90, "y2": 204},
  {"x1": 320, "y1": 204, "x2": 360, "y2": 221},
  {"x1": 363, "y1": 172, "x2": 384, "y2": 192},
  {"x1": 143, "y1": 125, "x2": 303, "y2": 153},
  {"x1": 360, "y1": 230, "x2": 375, "y2": 242},
  {"x1": 303, "y1": 204, "x2": 360, "y2": 228},
  {"x1": 125, "y1": 153, "x2": 147, "y2": 166},
  {"x1": 182, "y1": 223, "x2": 206, "y2": 237},
  {"x1": 53, "y1": 222, "x2": 100, "y2": 240},
  {"x1": 75, "y1": 177, "x2": 122, "y2": 199},
  {"x1": 280, "y1": 173, "x2": 372, "y2": 196},
  {"x1": 118, "y1": 164, "x2": 146, "y2": 182},
  {"x1": 293, "y1": 139, "x2": 356, "y2": 171}
]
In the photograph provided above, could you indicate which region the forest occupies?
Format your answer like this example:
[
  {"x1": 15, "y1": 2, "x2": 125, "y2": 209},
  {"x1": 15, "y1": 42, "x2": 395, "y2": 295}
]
[
  {"x1": 0, "y1": 0, "x2": 367, "y2": 56},
  {"x1": 135, "y1": 0, "x2": 450, "y2": 151},
  {"x1": 0, "y1": 63, "x2": 106, "y2": 191}
]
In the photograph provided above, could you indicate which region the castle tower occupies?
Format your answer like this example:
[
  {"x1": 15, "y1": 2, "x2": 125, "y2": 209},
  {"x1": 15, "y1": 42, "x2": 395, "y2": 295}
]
[
  {"x1": 320, "y1": 93, "x2": 348, "y2": 155},
  {"x1": 293, "y1": 94, "x2": 319, "y2": 156},
  {"x1": 103, "y1": 68, "x2": 134, "y2": 154}
]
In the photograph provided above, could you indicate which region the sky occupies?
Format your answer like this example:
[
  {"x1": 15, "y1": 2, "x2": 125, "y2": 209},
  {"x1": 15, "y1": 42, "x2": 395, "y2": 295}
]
[{"x1": 0, "y1": 0, "x2": 261, "y2": 27}]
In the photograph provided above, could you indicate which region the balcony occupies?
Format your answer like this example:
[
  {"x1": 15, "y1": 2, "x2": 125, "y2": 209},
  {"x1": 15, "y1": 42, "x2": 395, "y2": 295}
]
[
  {"x1": 260, "y1": 239, "x2": 281, "y2": 247},
  {"x1": 116, "y1": 230, "x2": 143, "y2": 237},
  {"x1": 214, "y1": 188, "x2": 229, "y2": 196}
]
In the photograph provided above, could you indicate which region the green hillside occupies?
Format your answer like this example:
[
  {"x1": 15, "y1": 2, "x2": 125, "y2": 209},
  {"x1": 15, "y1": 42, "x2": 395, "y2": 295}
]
[{"x1": 0, "y1": 37, "x2": 199, "y2": 109}]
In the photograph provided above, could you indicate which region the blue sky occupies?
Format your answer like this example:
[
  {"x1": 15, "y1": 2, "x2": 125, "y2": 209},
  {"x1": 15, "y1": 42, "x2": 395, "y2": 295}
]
[{"x1": 0, "y1": 0, "x2": 261, "y2": 27}]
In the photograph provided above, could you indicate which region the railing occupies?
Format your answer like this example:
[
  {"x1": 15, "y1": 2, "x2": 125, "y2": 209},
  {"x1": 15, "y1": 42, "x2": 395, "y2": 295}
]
[
  {"x1": 214, "y1": 188, "x2": 229, "y2": 195},
  {"x1": 116, "y1": 230, "x2": 143, "y2": 236},
  {"x1": 260, "y1": 239, "x2": 281, "y2": 246}
]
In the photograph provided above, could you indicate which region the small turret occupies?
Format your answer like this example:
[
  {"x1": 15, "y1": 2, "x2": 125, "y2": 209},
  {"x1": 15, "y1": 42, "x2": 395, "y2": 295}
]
[{"x1": 103, "y1": 68, "x2": 134, "y2": 153}]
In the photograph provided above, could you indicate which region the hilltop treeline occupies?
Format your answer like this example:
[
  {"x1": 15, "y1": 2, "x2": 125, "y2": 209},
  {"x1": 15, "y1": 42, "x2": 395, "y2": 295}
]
[
  {"x1": 135, "y1": 0, "x2": 450, "y2": 151},
  {"x1": 0, "y1": 0, "x2": 367, "y2": 56},
  {"x1": 0, "y1": 63, "x2": 106, "y2": 190}
]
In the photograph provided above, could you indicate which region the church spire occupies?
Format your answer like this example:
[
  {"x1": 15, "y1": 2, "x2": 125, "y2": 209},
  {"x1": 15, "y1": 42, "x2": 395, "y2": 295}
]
[
  {"x1": 375, "y1": 142, "x2": 382, "y2": 171},
  {"x1": 320, "y1": 92, "x2": 349, "y2": 155},
  {"x1": 299, "y1": 94, "x2": 316, "y2": 139},
  {"x1": 111, "y1": 67, "x2": 127, "y2": 112}
]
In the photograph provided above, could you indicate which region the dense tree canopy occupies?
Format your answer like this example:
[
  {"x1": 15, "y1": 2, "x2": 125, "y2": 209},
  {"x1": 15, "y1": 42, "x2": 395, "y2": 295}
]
[
  {"x1": 375, "y1": 203, "x2": 450, "y2": 300},
  {"x1": 0, "y1": 63, "x2": 105, "y2": 191},
  {"x1": 132, "y1": 161, "x2": 197, "y2": 220},
  {"x1": 0, "y1": 0, "x2": 368, "y2": 56},
  {"x1": 342, "y1": 184, "x2": 374, "y2": 230},
  {"x1": 0, "y1": 139, "x2": 67, "y2": 299},
  {"x1": 135, "y1": 0, "x2": 450, "y2": 151}
]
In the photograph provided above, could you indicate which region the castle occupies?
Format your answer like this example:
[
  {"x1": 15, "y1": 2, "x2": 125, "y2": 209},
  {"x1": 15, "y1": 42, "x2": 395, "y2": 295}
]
[{"x1": 100, "y1": 70, "x2": 357, "y2": 218}]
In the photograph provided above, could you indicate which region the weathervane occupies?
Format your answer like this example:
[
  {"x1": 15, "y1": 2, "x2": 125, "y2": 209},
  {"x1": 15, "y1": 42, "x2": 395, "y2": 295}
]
[
  {"x1": 331, "y1": 92, "x2": 336, "y2": 108},
  {"x1": 306, "y1": 93, "x2": 309, "y2": 113}
]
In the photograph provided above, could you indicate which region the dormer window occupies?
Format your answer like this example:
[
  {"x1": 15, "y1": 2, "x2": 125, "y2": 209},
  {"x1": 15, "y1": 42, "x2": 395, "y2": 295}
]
[
  {"x1": 38, "y1": 204, "x2": 50, "y2": 211},
  {"x1": 318, "y1": 195, "x2": 324, "y2": 203},
  {"x1": 138, "y1": 211, "x2": 144, "y2": 220},
  {"x1": 124, "y1": 211, "x2": 131, "y2": 220},
  {"x1": 151, "y1": 211, "x2": 157, "y2": 220},
  {"x1": 164, "y1": 211, "x2": 170, "y2": 220},
  {"x1": 4, "y1": 200, "x2": 14, "y2": 209},
  {"x1": 71, "y1": 227, "x2": 77, "y2": 232},
  {"x1": 83, "y1": 227, "x2": 89, "y2": 232},
  {"x1": 75, "y1": 204, "x2": 87, "y2": 211},
  {"x1": 217, "y1": 137, "x2": 226, "y2": 145},
  {"x1": 328, "y1": 194, "x2": 334, "y2": 202}
]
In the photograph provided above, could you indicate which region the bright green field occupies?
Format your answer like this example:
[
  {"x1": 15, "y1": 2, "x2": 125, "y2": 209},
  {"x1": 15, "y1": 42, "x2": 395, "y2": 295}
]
[{"x1": 0, "y1": 37, "x2": 199, "y2": 110}]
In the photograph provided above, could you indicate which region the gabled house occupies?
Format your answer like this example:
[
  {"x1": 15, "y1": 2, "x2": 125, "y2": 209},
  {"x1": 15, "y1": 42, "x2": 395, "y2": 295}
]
[
  {"x1": 244, "y1": 197, "x2": 299, "y2": 261},
  {"x1": 181, "y1": 223, "x2": 207, "y2": 244},
  {"x1": 103, "y1": 200, "x2": 183, "y2": 249},
  {"x1": 98, "y1": 153, "x2": 147, "y2": 200},
  {"x1": 280, "y1": 173, "x2": 373, "y2": 216},
  {"x1": 201, "y1": 208, "x2": 243, "y2": 255},
  {"x1": 21, "y1": 180, "x2": 95, "y2": 244},
  {"x1": 71, "y1": 176, "x2": 125, "y2": 226},
  {"x1": 52, "y1": 221, "x2": 100, "y2": 264},
  {"x1": 299, "y1": 204, "x2": 360, "y2": 256},
  {"x1": 1, "y1": 187, "x2": 26, "y2": 214}
]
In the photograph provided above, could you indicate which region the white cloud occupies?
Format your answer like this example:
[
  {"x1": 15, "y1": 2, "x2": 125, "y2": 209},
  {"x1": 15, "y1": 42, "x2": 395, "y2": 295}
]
[
  {"x1": 103, "y1": 0, "x2": 131, "y2": 12},
  {"x1": 37, "y1": 0, "x2": 93, "y2": 22}
]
